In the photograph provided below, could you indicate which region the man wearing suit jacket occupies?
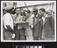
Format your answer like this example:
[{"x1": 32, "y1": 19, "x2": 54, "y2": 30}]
[
  {"x1": 32, "y1": 7, "x2": 43, "y2": 40},
  {"x1": 39, "y1": 8, "x2": 54, "y2": 40}
]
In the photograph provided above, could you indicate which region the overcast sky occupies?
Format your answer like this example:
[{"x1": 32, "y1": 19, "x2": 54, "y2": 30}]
[{"x1": 2, "y1": 1, "x2": 56, "y2": 7}]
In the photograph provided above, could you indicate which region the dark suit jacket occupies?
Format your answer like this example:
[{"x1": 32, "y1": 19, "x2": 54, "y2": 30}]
[
  {"x1": 33, "y1": 15, "x2": 43, "y2": 38},
  {"x1": 44, "y1": 16, "x2": 54, "y2": 39}
]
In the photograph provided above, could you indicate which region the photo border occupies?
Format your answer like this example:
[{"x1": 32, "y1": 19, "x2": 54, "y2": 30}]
[{"x1": 1, "y1": 1, "x2": 56, "y2": 42}]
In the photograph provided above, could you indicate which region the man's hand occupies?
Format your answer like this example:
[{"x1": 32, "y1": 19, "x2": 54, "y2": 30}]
[{"x1": 11, "y1": 33, "x2": 15, "y2": 38}]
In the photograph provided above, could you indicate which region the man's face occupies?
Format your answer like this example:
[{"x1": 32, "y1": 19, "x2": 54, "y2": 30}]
[
  {"x1": 3, "y1": 10, "x2": 7, "y2": 15},
  {"x1": 38, "y1": 10, "x2": 44, "y2": 16},
  {"x1": 33, "y1": 11, "x2": 37, "y2": 15}
]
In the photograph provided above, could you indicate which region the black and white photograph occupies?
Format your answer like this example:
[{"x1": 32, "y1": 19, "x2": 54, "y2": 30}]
[{"x1": 1, "y1": 1, "x2": 56, "y2": 42}]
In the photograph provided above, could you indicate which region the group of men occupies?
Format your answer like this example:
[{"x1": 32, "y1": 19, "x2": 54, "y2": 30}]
[{"x1": 3, "y1": 3, "x2": 54, "y2": 40}]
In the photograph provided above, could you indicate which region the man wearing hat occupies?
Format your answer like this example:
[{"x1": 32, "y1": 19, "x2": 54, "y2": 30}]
[{"x1": 32, "y1": 7, "x2": 41, "y2": 40}]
